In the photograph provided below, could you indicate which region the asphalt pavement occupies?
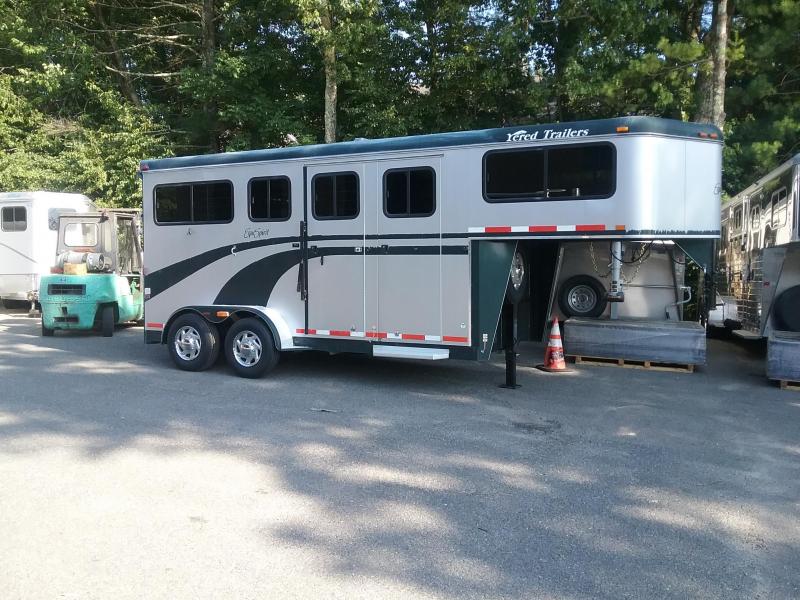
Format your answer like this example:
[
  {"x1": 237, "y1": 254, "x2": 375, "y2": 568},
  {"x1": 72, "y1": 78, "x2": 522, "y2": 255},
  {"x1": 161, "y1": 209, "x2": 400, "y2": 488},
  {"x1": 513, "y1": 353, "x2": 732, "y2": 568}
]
[{"x1": 0, "y1": 307, "x2": 798, "y2": 599}]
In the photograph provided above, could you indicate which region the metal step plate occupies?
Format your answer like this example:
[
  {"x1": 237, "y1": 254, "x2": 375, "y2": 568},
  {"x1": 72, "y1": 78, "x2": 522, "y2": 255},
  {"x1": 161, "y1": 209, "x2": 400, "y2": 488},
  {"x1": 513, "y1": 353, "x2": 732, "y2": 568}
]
[{"x1": 373, "y1": 345, "x2": 450, "y2": 360}]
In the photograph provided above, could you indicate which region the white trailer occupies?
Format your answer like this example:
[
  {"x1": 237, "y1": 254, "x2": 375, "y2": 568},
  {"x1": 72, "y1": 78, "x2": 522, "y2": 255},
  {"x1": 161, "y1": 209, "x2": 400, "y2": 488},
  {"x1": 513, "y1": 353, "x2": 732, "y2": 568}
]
[
  {"x1": 139, "y1": 116, "x2": 722, "y2": 377},
  {"x1": 0, "y1": 192, "x2": 95, "y2": 305},
  {"x1": 711, "y1": 153, "x2": 800, "y2": 336}
]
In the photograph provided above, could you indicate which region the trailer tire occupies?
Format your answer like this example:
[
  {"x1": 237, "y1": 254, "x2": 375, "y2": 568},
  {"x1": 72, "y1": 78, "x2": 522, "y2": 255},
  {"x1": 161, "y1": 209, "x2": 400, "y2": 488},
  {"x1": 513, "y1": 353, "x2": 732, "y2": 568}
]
[
  {"x1": 101, "y1": 305, "x2": 115, "y2": 337},
  {"x1": 42, "y1": 321, "x2": 54, "y2": 337},
  {"x1": 505, "y1": 249, "x2": 529, "y2": 305},
  {"x1": 224, "y1": 318, "x2": 279, "y2": 378},
  {"x1": 558, "y1": 275, "x2": 607, "y2": 318},
  {"x1": 167, "y1": 313, "x2": 220, "y2": 371},
  {"x1": 773, "y1": 286, "x2": 800, "y2": 332}
]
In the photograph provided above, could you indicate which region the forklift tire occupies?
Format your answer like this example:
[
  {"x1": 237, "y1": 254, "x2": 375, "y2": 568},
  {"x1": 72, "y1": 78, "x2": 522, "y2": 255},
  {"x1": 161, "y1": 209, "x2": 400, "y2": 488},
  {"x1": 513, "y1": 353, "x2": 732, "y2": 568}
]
[
  {"x1": 558, "y1": 275, "x2": 607, "y2": 318},
  {"x1": 42, "y1": 321, "x2": 54, "y2": 337},
  {"x1": 167, "y1": 313, "x2": 221, "y2": 371},
  {"x1": 773, "y1": 286, "x2": 800, "y2": 332},
  {"x1": 101, "y1": 305, "x2": 115, "y2": 337},
  {"x1": 505, "y1": 248, "x2": 529, "y2": 305},
  {"x1": 224, "y1": 318, "x2": 279, "y2": 379}
]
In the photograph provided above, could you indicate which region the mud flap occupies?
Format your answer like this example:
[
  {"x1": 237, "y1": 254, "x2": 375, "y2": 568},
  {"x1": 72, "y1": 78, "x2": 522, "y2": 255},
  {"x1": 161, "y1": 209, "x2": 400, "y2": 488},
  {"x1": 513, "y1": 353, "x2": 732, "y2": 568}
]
[{"x1": 471, "y1": 240, "x2": 516, "y2": 361}]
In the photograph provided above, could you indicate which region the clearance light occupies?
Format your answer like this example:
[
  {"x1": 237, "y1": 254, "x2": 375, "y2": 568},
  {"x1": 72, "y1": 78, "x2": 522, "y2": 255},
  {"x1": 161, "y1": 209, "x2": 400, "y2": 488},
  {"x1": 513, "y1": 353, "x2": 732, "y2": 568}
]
[
  {"x1": 216, "y1": 310, "x2": 230, "y2": 318},
  {"x1": 698, "y1": 132, "x2": 709, "y2": 138},
  {"x1": 616, "y1": 126, "x2": 629, "y2": 133},
  {"x1": 139, "y1": 163, "x2": 149, "y2": 172},
  {"x1": 709, "y1": 133, "x2": 719, "y2": 139}
]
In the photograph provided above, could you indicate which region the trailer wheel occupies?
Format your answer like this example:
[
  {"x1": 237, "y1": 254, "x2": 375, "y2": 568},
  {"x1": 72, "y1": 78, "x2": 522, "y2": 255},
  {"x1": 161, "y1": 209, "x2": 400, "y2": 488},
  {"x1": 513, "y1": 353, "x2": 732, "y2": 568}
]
[
  {"x1": 42, "y1": 321, "x2": 54, "y2": 337},
  {"x1": 558, "y1": 275, "x2": 607, "y2": 318},
  {"x1": 224, "y1": 318, "x2": 279, "y2": 378},
  {"x1": 505, "y1": 249, "x2": 529, "y2": 305},
  {"x1": 167, "y1": 313, "x2": 221, "y2": 371},
  {"x1": 101, "y1": 305, "x2": 115, "y2": 337},
  {"x1": 773, "y1": 286, "x2": 800, "y2": 332}
]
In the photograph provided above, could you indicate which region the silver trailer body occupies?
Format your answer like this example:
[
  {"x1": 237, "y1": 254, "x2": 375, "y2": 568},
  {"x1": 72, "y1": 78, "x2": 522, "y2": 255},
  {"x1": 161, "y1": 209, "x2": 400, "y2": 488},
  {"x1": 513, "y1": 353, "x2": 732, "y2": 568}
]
[
  {"x1": 711, "y1": 154, "x2": 800, "y2": 337},
  {"x1": 0, "y1": 192, "x2": 95, "y2": 302},
  {"x1": 140, "y1": 117, "x2": 722, "y2": 374}
]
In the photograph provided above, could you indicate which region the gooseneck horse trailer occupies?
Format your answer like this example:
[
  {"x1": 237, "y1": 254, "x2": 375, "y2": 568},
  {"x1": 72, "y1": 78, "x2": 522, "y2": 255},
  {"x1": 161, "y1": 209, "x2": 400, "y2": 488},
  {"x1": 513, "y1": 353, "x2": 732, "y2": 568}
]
[
  {"x1": 140, "y1": 117, "x2": 722, "y2": 377},
  {"x1": 0, "y1": 192, "x2": 95, "y2": 306},
  {"x1": 712, "y1": 153, "x2": 800, "y2": 336}
]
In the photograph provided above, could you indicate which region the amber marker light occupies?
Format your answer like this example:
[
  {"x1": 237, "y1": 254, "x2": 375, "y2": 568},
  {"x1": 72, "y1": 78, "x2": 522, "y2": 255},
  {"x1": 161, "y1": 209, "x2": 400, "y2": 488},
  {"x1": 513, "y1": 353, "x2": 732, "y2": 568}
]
[
  {"x1": 216, "y1": 311, "x2": 230, "y2": 318},
  {"x1": 616, "y1": 126, "x2": 629, "y2": 133}
]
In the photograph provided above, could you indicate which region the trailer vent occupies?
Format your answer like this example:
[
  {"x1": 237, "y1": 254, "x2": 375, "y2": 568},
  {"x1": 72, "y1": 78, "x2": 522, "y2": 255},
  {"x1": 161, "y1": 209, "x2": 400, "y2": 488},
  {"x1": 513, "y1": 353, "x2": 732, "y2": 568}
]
[{"x1": 48, "y1": 284, "x2": 86, "y2": 296}]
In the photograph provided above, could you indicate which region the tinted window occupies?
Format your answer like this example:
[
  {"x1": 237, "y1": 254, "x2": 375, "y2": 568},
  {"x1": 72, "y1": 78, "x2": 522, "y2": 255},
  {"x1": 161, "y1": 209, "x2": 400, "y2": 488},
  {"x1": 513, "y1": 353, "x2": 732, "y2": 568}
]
[
  {"x1": 250, "y1": 177, "x2": 291, "y2": 221},
  {"x1": 547, "y1": 145, "x2": 614, "y2": 197},
  {"x1": 485, "y1": 149, "x2": 544, "y2": 200},
  {"x1": 484, "y1": 143, "x2": 615, "y2": 202},
  {"x1": 384, "y1": 168, "x2": 436, "y2": 217},
  {"x1": 1, "y1": 206, "x2": 27, "y2": 232},
  {"x1": 155, "y1": 182, "x2": 232, "y2": 224},
  {"x1": 313, "y1": 173, "x2": 359, "y2": 219}
]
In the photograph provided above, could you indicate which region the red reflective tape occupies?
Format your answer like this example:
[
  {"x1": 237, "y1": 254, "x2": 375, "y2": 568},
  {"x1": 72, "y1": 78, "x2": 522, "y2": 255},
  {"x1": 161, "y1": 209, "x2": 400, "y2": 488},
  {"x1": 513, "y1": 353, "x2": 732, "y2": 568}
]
[
  {"x1": 401, "y1": 333, "x2": 426, "y2": 341},
  {"x1": 329, "y1": 330, "x2": 351, "y2": 337},
  {"x1": 485, "y1": 226, "x2": 512, "y2": 233},
  {"x1": 296, "y1": 328, "x2": 305, "y2": 334},
  {"x1": 529, "y1": 225, "x2": 557, "y2": 233},
  {"x1": 576, "y1": 224, "x2": 606, "y2": 232},
  {"x1": 366, "y1": 331, "x2": 388, "y2": 339},
  {"x1": 306, "y1": 328, "x2": 317, "y2": 335},
  {"x1": 146, "y1": 322, "x2": 163, "y2": 329},
  {"x1": 443, "y1": 335, "x2": 468, "y2": 343}
]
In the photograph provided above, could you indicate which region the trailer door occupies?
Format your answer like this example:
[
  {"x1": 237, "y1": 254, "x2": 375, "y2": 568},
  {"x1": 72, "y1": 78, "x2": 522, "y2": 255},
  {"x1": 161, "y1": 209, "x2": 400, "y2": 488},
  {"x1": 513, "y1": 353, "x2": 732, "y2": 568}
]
[
  {"x1": 368, "y1": 156, "x2": 442, "y2": 341},
  {"x1": 304, "y1": 163, "x2": 366, "y2": 336}
]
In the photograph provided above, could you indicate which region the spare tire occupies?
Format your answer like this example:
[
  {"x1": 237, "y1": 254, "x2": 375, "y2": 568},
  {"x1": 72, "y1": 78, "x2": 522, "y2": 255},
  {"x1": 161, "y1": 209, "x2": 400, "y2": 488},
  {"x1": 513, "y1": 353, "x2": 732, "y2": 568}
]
[
  {"x1": 558, "y1": 275, "x2": 607, "y2": 318},
  {"x1": 772, "y1": 286, "x2": 800, "y2": 332}
]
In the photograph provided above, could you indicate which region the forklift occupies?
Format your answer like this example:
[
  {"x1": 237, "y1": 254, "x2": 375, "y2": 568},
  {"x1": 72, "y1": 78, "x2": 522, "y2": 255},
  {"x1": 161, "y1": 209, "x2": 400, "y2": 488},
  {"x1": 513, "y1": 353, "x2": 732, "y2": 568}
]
[{"x1": 39, "y1": 209, "x2": 143, "y2": 337}]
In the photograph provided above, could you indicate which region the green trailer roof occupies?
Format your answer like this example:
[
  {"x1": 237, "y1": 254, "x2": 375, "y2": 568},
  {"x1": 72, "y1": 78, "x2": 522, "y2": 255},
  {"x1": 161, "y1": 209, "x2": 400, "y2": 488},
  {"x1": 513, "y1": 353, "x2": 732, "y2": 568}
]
[{"x1": 140, "y1": 116, "x2": 723, "y2": 172}]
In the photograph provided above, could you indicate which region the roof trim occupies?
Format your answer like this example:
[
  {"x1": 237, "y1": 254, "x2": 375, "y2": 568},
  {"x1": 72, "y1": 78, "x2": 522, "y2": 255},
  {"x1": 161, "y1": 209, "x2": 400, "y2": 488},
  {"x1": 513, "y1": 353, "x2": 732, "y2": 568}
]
[{"x1": 141, "y1": 116, "x2": 723, "y2": 172}]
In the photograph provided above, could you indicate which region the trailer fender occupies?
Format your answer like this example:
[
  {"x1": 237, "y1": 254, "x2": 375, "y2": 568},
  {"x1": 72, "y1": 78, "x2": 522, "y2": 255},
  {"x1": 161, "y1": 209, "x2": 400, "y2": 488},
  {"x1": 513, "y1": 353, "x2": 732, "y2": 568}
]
[{"x1": 163, "y1": 306, "x2": 293, "y2": 350}]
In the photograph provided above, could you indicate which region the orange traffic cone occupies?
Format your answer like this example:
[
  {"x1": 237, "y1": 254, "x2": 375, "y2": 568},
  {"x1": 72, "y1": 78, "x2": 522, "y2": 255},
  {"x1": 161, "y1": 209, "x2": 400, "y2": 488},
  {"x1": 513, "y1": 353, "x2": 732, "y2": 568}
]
[{"x1": 538, "y1": 317, "x2": 570, "y2": 372}]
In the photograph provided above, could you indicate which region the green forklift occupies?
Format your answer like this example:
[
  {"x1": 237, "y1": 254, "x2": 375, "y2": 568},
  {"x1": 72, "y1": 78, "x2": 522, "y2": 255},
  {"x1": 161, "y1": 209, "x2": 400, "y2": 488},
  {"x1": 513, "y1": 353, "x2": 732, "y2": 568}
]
[{"x1": 39, "y1": 209, "x2": 143, "y2": 337}]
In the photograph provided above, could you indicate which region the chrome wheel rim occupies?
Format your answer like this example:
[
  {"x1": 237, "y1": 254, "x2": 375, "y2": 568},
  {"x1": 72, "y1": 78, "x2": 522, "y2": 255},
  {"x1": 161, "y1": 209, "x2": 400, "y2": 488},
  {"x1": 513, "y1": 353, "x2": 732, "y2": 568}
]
[
  {"x1": 568, "y1": 285, "x2": 598, "y2": 314},
  {"x1": 174, "y1": 326, "x2": 201, "y2": 361},
  {"x1": 233, "y1": 330, "x2": 262, "y2": 367},
  {"x1": 510, "y1": 252, "x2": 525, "y2": 290}
]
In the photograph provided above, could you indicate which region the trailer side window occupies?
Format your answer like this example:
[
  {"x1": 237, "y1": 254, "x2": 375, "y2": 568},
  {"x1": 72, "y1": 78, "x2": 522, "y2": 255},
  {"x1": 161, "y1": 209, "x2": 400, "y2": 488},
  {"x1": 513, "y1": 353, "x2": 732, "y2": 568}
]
[
  {"x1": 733, "y1": 206, "x2": 743, "y2": 230},
  {"x1": 249, "y1": 176, "x2": 291, "y2": 221},
  {"x1": 483, "y1": 143, "x2": 614, "y2": 202},
  {"x1": 384, "y1": 167, "x2": 436, "y2": 217},
  {"x1": 1, "y1": 206, "x2": 27, "y2": 232},
  {"x1": 313, "y1": 172, "x2": 359, "y2": 219},
  {"x1": 155, "y1": 181, "x2": 233, "y2": 224}
]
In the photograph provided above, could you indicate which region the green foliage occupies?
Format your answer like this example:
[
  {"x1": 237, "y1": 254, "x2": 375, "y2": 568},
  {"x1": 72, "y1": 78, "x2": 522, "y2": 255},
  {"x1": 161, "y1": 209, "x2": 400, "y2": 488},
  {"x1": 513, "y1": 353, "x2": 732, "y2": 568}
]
[{"x1": 0, "y1": 0, "x2": 797, "y2": 206}]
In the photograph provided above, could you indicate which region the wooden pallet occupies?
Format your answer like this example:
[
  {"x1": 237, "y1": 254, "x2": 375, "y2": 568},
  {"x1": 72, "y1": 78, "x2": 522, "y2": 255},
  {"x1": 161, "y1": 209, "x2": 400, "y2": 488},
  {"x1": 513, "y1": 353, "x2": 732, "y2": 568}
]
[
  {"x1": 569, "y1": 355, "x2": 695, "y2": 374},
  {"x1": 777, "y1": 380, "x2": 800, "y2": 391}
]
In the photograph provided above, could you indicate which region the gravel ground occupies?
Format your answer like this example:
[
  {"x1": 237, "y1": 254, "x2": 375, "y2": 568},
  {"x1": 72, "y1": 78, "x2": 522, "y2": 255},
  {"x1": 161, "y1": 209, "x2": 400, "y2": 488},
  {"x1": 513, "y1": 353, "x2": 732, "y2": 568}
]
[{"x1": 0, "y1": 307, "x2": 798, "y2": 599}]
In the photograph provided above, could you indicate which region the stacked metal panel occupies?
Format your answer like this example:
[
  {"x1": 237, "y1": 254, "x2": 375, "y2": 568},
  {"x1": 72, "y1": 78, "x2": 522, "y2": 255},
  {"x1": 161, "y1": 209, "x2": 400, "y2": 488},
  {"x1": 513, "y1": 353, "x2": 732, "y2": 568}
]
[
  {"x1": 563, "y1": 318, "x2": 707, "y2": 365},
  {"x1": 766, "y1": 331, "x2": 800, "y2": 382}
]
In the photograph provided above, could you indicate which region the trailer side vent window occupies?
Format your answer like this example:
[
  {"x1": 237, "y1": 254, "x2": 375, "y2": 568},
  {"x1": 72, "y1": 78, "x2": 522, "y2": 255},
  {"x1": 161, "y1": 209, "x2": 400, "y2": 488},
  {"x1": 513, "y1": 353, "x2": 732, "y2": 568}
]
[
  {"x1": 384, "y1": 167, "x2": 436, "y2": 217},
  {"x1": 1, "y1": 206, "x2": 27, "y2": 232},
  {"x1": 484, "y1": 143, "x2": 614, "y2": 202},
  {"x1": 313, "y1": 172, "x2": 359, "y2": 219},
  {"x1": 155, "y1": 181, "x2": 233, "y2": 224},
  {"x1": 250, "y1": 176, "x2": 291, "y2": 221}
]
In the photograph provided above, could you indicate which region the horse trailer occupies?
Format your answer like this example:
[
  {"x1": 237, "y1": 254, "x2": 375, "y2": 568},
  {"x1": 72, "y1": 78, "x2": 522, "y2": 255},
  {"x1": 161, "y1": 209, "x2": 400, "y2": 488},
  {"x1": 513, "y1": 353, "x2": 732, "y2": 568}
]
[
  {"x1": 139, "y1": 116, "x2": 722, "y2": 377},
  {"x1": 712, "y1": 153, "x2": 800, "y2": 336},
  {"x1": 0, "y1": 192, "x2": 95, "y2": 306}
]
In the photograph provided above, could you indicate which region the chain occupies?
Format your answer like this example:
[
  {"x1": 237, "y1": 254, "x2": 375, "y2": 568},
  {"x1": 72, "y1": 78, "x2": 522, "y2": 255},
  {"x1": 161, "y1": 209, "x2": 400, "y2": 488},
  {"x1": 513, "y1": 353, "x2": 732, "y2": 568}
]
[{"x1": 589, "y1": 241, "x2": 650, "y2": 283}]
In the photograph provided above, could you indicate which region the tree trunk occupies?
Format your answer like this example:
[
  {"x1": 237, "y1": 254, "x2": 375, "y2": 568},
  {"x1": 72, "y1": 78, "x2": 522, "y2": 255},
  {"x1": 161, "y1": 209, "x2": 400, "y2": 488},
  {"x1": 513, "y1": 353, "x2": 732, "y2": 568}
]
[
  {"x1": 321, "y1": 8, "x2": 337, "y2": 143},
  {"x1": 695, "y1": 0, "x2": 728, "y2": 130},
  {"x1": 90, "y1": 3, "x2": 140, "y2": 107},
  {"x1": 200, "y1": 0, "x2": 220, "y2": 151}
]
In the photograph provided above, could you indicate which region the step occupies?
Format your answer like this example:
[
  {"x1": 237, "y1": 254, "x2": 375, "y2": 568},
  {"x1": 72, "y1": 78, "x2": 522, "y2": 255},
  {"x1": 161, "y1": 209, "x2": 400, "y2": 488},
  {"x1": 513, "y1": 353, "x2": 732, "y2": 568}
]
[{"x1": 373, "y1": 345, "x2": 450, "y2": 361}]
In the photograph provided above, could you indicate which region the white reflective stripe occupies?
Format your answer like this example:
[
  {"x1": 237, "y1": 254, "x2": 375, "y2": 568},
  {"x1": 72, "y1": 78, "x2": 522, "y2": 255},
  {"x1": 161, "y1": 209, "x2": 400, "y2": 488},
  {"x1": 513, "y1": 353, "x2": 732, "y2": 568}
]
[
  {"x1": 315, "y1": 329, "x2": 330, "y2": 336},
  {"x1": 467, "y1": 226, "x2": 483, "y2": 233},
  {"x1": 386, "y1": 333, "x2": 402, "y2": 340},
  {"x1": 424, "y1": 335, "x2": 441, "y2": 342},
  {"x1": 556, "y1": 225, "x2": 576, "y2": 232},
  {"x1": 351, "y1": 331, "x2": 365, "y2": 338},
  {"x1": 509, "y1": 226, "x2": 527, "y2": 233},
  {"x1": 549, "y1": 338, "x2": 563, "y2": 348}
]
